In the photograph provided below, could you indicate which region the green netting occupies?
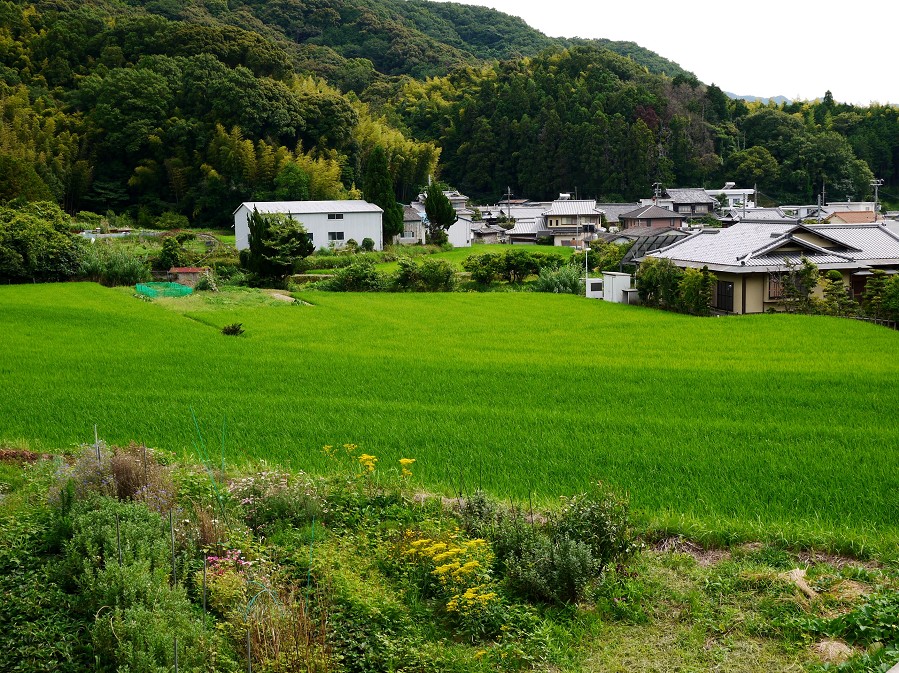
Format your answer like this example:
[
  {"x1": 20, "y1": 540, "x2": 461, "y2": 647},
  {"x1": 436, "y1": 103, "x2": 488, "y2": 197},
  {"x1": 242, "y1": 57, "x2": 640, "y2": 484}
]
[{"x1": 135, "y1": 282, "x2": 194, "y2": 298}]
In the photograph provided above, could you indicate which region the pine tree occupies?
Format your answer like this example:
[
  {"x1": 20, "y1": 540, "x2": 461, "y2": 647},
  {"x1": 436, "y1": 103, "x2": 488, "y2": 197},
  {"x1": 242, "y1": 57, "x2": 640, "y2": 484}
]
[
  {"x1": 862, "y1": 269, "x2": 888, "y2": 319},
  {"x1": 423, "y1": 183, "x2": 457, "y2": 245}
]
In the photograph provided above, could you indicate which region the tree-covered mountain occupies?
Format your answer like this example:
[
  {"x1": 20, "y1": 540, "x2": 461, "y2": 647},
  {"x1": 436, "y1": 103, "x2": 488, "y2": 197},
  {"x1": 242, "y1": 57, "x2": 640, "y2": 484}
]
[{"x1": 1, "y1": 0, "x2": 898, "y2": 225}]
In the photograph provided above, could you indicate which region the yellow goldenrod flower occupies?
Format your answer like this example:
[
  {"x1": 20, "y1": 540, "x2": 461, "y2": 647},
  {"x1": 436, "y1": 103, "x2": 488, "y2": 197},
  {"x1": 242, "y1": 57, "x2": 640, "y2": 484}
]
[{"x1": 358, "y1": 453, "x2": 377, "y2": 472}]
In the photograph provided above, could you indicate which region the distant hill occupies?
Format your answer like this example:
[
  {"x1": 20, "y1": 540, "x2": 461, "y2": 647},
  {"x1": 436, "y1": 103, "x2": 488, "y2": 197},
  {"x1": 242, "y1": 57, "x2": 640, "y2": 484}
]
[
  {"x1": 229, "y1": 0, "x2": 696, "y2": 80},
  {"x1": 725, "y1": 92, "x2": 792, "y2": 105}
]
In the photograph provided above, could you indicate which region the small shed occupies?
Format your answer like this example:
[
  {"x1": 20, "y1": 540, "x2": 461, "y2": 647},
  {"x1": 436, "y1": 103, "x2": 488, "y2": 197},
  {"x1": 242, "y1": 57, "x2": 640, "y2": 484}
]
[{"x1": 169, "y1": 267, "x2": 208, "y2": 287}]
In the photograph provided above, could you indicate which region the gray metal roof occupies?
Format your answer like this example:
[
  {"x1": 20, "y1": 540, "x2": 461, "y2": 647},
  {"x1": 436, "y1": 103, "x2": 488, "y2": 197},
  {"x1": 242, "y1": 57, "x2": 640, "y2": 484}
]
[
  {"x1": 645, "y1": 223, "x2": 899, "y2": 271},
  {"x1": 665, "y1": 188, "x2": 717, "y2": 204},
  {"x1": 543, "y1": 199, "x2": 603, "y2": 216},
  {"x1": 236, "y1": 200, "x2": 383, "y2": 215}
]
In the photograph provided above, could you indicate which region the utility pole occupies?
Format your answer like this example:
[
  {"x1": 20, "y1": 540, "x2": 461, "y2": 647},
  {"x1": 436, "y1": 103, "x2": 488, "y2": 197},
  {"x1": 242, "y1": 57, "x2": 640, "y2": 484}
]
[{"x1": 871, "y1": 178, "x2": 883, "y2": 222}]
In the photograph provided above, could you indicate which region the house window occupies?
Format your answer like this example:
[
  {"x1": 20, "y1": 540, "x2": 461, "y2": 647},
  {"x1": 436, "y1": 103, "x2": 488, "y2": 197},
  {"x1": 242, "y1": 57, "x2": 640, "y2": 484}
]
[
  {"x1": 403, "y1": 231, "x2": 416, "y2": 238},
  {"x1": 328, "y1": 232, "x2": 344, "y2": 241},
  {"x1": 768, "y1": 274, "x2": 783, "y2": 300},
  {"x1": 715, "y1": 280, "x2": 735, "y2": 312},
  {"x1": 327, "y1": 213, "x2": 344, "y2": 220}
]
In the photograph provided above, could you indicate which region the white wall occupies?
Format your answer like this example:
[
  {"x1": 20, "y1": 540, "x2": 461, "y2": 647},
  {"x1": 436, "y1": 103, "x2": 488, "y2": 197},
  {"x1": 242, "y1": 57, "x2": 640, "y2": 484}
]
[
  {"x1": 235, "y1": 206, "x2": 383, "y2": 251},
  {"x1": 446, "y1": 217, "x2": 473, "y2": 248}
]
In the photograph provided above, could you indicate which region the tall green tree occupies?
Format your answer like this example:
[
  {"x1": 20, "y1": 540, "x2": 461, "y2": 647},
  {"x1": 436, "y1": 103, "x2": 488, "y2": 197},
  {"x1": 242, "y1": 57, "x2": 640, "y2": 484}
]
[
  {"x1": 239, "y1": 208, "x2": 313, "y2": 280},
  {"x1": 363, "y1": 146, "x2": 403, "y2": 241},
  {"x1": 423, "y1": 183, "x2": 458, "y2": 245}
]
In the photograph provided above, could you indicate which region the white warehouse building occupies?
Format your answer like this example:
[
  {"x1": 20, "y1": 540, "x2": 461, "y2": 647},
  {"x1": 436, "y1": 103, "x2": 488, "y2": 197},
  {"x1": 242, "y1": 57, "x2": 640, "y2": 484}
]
[{"x1": 233, "y1": 201, "x2": 384, "y2": 251}]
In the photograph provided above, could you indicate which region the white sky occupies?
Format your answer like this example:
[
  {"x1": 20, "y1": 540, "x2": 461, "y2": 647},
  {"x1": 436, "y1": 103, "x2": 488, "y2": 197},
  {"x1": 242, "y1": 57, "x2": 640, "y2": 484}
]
[{"x1": 452, "y1": 0, "x2": 898, "y2": 106}]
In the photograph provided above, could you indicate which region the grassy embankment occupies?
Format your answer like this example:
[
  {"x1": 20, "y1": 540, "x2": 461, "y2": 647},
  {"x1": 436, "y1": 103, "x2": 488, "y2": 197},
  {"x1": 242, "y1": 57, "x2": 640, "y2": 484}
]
[
  {"x1": 1, "y1": 283, "x2": 897, "y2": 556},
  {"x1": 304, "y1": 244, "x2": 575, "y2": 274}
]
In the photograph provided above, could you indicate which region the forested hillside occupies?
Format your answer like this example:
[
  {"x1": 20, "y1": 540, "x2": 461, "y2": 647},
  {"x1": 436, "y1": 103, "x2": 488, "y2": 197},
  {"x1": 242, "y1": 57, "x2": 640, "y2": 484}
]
[{"x1": 2, "y1": 0, "x2": 899, "y2": 226}]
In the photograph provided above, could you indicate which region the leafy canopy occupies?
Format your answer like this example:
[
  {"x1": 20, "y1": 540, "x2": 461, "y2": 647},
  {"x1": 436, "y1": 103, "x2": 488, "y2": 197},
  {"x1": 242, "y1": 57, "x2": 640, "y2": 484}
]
[{"x1": 240, "y1": 208, "x2": 314, "y2": 279}]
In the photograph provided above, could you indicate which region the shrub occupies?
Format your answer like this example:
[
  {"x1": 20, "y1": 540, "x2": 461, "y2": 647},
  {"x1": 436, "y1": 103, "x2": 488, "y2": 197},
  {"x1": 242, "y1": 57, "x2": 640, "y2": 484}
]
[
  {"x1": 636, "y1": 257, "x2": 683, "y2": 308},
  {"x1": 0, "y1": 201, "x2": 84, "y2": 282},
  {"x1": 459, "y1": 485, "x2": 637, "y2": 605},
  {"x1": 221, "y1": 323, "x2": 244, "y2": 336},
  {"x1": 677, "y1": 266, "x2": 714, "y2": 315},
  {"x1": 393, "y1": 257, "x2": 457, "y2": 292},
  {"x1": 532, "y1": 265, "x2": 583, "y2": 294},
  {"x1": 195, "y1": 271, "x2": 218, "y2": 292},
  {"x1": 529, "y1": 251, "x2": 565, "y2": 272},
  {"x1": 550, "y1": 482, "x2": 639, "y2": 574},
  {"x1": 360, "y1": 237, "x2": 375, "y2": 252},
  {"x1": 501, "y1": 248, "x2": 538, "y2": 282},
  {"x1": 461, "y1": 252, "x2": 504, "y2": 285},
  {"x1": 317, "y1": 259, "x2": 387, "y2": 291},
  {"x1": 155, "y1": 211, "x2": 190, "y2": 230}
]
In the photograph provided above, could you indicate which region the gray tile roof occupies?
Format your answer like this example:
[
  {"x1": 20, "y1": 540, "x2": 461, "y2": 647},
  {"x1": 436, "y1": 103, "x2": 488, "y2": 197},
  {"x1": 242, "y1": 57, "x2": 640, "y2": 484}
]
[
  {"x1": 665, "y1": 188, "x2": 717, "y2": 204},
  {"x1": 621, "y1": 204, "x2": 687, "y2": 220},
  {"x1": 725, "y1": 207, "x2": 795, "y2": 222},
  {"x1": 645, "y1": 223, "x2": 899, "y2": 271},
  {"x1": 543, "y1": 199, "x2": 603, "y2": 216},
  {"x1": 596, "y1": 203, "x2": 641, "y2": 223},
  {"x1": 507, "y1": 218, "x2": 542, "y2": 235}
]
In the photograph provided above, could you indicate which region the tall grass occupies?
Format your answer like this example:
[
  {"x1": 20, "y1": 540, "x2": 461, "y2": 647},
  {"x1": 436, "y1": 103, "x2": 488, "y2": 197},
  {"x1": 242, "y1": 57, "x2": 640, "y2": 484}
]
[{"x1": 1, "y1": 283, "x2": 898, "y2": 553}]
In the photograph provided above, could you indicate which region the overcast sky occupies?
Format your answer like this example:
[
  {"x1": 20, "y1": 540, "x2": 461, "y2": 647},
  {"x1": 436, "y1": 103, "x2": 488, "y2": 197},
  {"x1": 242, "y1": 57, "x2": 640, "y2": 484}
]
[{"x1": 452, "y1": 0, "x2": 897, "y2": 106}]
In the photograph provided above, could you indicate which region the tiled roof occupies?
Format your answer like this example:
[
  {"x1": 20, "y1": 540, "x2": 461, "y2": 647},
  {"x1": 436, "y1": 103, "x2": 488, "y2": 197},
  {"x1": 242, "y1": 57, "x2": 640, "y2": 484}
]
[
  {"x1": 507, "y1": 219, "x2": 542, "y2": 235},
  {"x1": 826, "y1": 211, "x2": 877, "y2": 224},
  {"x1": 543, "y1": 199, "x2": 603, "y2": 216},
  {"x1": 621, "y1": 205, "x2": 687, "y2": 220},
  {"x1": 725, "y1": 207, "x2": 794, "y2": 222},
  {"x1": 596, "y1": 203, "x2": 641, "y2": 223},
  {"x1": 665, "y1": 188, "x2": 717, "y2": 204},
  {"x1": 617, "y1": 226, "x2": 689, "y2": 238},
  {"x1": 403, "y1": 205, "x2": 422, "y2": 222},
  {"x1": 645, "y1": 223, "x2": 899, "y2": 271},
  {"x1": 236, "y1": 200, "x2": 382, "y2": 214}
]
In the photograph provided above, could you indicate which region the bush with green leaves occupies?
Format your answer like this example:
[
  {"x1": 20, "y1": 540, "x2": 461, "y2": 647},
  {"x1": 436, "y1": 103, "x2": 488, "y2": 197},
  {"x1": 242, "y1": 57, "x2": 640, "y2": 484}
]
[
  {"x1": 155, "y1": 236, "x2": 185, "y2": 270},
  {"x1": 461, "y1": 251, "x2": 505, "y2": 284},
  {"x1": 315, "y1": 258, "x2": 387, "y2": 291},
  {"x1": 0, "y1": 201, "x2": 84, "y2": 283},
  {"x1": 676, "y1": 266, "x2": 715, "y2": 315},
  {"x1": 360, "y1": 237, "x2": 375, "y2": 252},
  {"x1": 393, "y1": 257, "x2": 456, "y2": 291},
  {"x1": 459, "y1": 484, "x2": 637, "y2": 604},
  {"x1": 636, "y1": 257, "x2": 683, "y2": 308},
  {"x1": 194, "y1": 271, "x2": 218, "y2": 292},
  {"x1": 239, "y1": 208, "x2": 314, "y2": 280},
  {"x1": 532, "y1": 265, "x2": 583, "y2": 294},
  {"x1": 820, "y1": 270, "x2": 859, "y2": 317}
]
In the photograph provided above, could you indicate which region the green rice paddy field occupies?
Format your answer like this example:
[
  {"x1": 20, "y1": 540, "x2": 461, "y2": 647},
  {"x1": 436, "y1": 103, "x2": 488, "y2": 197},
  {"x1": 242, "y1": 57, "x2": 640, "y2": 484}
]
[{"x1": 2, "y1": 283, "x2": 898, "y2": 554}]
